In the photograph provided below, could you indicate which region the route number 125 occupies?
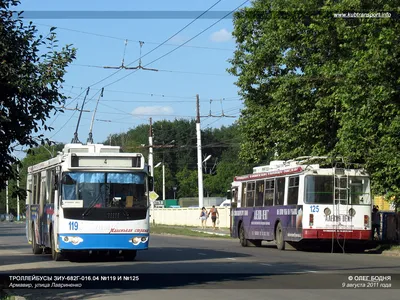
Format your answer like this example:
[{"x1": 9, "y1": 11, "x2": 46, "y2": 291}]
[{"x1": 310, "y1": 205, "x2": 319, "y2": 213}]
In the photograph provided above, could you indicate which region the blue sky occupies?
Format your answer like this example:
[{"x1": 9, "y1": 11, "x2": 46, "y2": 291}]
[{"x1": 13, "y1": 0, "x2": 250, "y2": 159}]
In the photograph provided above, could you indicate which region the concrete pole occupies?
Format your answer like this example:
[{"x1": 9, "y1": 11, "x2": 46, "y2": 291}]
[
  {"x1": 6, "y1": 180, "x2": 9, "y2": 215},
  {"x1": 162, "y1": 164, "x2": 165, "y2": 201},
  {"x1": 17, "y1": 165, "x2": 20, "y2": 221},
  {"x1": 196, "y1": 94, "x2": 204, "y2": 208}
]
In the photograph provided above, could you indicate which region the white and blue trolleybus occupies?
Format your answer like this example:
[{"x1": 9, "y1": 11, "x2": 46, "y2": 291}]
[{"x1": 25, "y1": 143, "x2": 152, "y2": 261}]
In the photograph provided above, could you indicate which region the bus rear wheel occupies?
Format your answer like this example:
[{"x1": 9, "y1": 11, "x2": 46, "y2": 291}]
[
  {"x1": 239, "y1": 223, "x2": 249, "y2": 247},
  {"x1": 32, "y1": 224, "x2": 42, "y2": 255},
  {"x1": 275, "y1": 222, "x2": 285, "y2": 250}
]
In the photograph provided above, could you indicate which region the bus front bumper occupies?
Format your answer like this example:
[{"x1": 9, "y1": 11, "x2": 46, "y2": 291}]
[{"x1": 58, "y1": 233, "x2": 149, "y2": 250}]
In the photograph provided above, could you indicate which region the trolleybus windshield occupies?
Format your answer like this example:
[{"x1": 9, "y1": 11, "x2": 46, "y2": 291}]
[{"x1": 61, "y1": 172, "x2": 148, "y2": 209}]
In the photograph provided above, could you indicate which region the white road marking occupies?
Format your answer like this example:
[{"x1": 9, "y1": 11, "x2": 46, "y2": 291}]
[
  {"x1": 198, "y1": 253, "x2": 207, "y2": 256},
  {"x1": 226, "y1": 258, "x2": 236, "y2": 260},
  {"x1": 261, "y1": 263, "x2": 272, "y2": 266},
  {"x1": 176, "y1": 249, "x2": 183, "y2": 251}
]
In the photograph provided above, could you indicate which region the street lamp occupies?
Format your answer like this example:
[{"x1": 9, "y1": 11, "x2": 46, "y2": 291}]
[
  {"x1": 155, "y1": 162, "x2": 165, "y2": 201},
  {"x1": 202, "y1": 155, "x2": 212, "y2": 199},
  {"x1": 202, "y1": 155, "x2": 212, "y2": 173}
]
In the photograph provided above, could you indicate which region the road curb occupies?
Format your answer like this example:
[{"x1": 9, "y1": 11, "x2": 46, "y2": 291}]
[
  {"x1": 191, "y1": 229, "x2": 229, "y2": 236},
  {"x1": 151, "y1": 233, "x2": 235, "y2": 241}
]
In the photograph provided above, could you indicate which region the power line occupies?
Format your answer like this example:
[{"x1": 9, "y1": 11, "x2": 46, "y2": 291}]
[
  {"x1": 61, "y1": 85, "x2": 243, "y2": 101},
  {"x1": 100, "y1": 0, "x2": 250, "y2": 89},
  {"x1": 34, "y1": 23, "x2": 235, "y2": 51},
  {"x1": 70, "y1": 63, "x2": 232, "y2": 77},
  {"x1": 66, "y1": 96, "x2": 243, "y2": 104},
  {"x1": 88, "y1": 0, "x2": 225, "y2": 88}
]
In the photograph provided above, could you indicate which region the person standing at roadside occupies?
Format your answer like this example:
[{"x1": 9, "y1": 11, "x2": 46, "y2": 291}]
[{"x1": 208, "y1": 205, "x2": 219, "y2": 230}]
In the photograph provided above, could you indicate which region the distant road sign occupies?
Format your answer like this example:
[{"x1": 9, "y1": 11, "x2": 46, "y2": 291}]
[{"x1": 149, "y1": 191, "x2": 159, "y2": 201}]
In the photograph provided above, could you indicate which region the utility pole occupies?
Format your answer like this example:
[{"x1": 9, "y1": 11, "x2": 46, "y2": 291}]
[
  {"x1": 17, "y1": 165, "x2": 20, "y2": 221},
  {"x1": 149, "y1": 118, "x2": 154, "y2": 210},
  {"x1": 149, "y1": 118, "x2": 154, "y2": 179},
  {"x1": 162, "y1": 163, "x2": 165, "y2": 201},
  {"x1": 196, "y1": 94, "x2": 204, "y2": 208},
  {"x1": 5, "y1": 180, "x2": 8, "y2": 215}
]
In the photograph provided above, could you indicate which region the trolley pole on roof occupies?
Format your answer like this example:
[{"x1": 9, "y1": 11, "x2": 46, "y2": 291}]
[{"x1": 87, "y1": 88, "x2": 104, "y2": 144}]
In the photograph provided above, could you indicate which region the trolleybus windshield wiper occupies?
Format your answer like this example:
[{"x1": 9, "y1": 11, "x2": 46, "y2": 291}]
[{"x1": 82, "y1": 192, "x2": 103, "y2": 217}]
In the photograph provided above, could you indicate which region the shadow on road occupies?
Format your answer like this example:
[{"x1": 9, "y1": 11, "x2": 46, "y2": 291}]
[{"x1": 66, "y1": 247, "x2": 251, "y2": 263}]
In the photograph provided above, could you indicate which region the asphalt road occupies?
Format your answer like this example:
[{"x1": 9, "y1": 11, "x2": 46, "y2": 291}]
[{"x1": 1, "y1": 223, "x2": 399, "y2": 300}]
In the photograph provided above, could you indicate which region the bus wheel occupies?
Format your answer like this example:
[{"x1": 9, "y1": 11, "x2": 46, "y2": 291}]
[
  {"x1": 275, "y1": 222, "x2": 285, "y2": 250},
  {"x1": 239, "y1": 224, "x2": 249, "y2": 247},
  {"x1": 32, "y1": 225, "x2": 42, "y2": 255},
  {"x1": 51, "y1": 230, "x2": 63, "y2": 261},
  {"x1": 123, "y1": 250, "x2": 137, "y2": 261}
]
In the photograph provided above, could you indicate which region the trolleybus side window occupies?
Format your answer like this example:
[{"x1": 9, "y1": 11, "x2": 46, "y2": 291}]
[
  {"x1": 241, "y1": 183, "x2": 246, "y2": 207},
  {"x1": 264, "y1": 179, "x2": 274, "y2": 206},
  {"x1": 49, "y1": 169, "x2": 56, "y2": 204},
  {"x1": 246, "y1": 181, "x2": 255, "y2": 207},
  {"x1": 305, "y1": 175, "x2": 333, "y2": 204},
  {"x1": 33, "y1": 173, "x2": 41, "y2": 205},
  {"x1": 275, "y1": 177, "x2": 285, "y2": 205},
  {"x1": 287, "y1": 176, "x2": 299, "y2": 205},
  {"x1": 255, "y1": 180, "x2": 264, "y2": 207}
]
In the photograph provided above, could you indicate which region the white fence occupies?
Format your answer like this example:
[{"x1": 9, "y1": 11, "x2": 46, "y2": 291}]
[{"x1": 150, "y1": 207, "x2": 231, "y2": 228}]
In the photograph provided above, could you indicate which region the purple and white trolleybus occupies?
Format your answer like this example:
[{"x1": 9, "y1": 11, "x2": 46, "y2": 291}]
[{"x1": 229, "y1": 156, "x2": 372, "y2": 251}]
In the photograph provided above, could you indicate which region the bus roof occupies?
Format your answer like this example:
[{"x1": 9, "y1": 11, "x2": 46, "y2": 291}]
[
  {"x1": 235, "y1": 156, "x2": 369, "y2": 182},
  {"x1": 27, "y1": 143, "x2": 146, "y2": 173}
]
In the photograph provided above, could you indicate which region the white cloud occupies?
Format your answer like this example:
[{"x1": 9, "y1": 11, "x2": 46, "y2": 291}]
[
  {"x1": 210, "y1": 28, "x2": 232, "y2": 43},
  {"x1": 131, "y1": 106, "x2": 173, "y2": 116}
]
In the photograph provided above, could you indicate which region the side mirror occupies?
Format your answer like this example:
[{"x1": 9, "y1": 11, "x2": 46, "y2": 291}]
[
  {"x1": 148, "y1": 176, "x2": 154, "y2": 191},
  {"x1": 54, "y1": 174, "x2": 59, "y2": 191},
  {"x1": 226, "y1": 189, "x2": 232, "y2": 200}
]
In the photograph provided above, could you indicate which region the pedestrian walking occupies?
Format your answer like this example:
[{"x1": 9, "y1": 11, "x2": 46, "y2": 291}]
[
  {"x1": 199, "y1": 207, "x2": 208, "y2": 229},
  {"x1": 208, "y1": 205, "x2": 219, "y2": 230}
]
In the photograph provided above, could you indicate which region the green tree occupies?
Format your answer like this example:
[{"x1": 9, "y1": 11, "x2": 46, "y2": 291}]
[
  {"x1": 0, "y1": 0, "x2": 76, "y2": 191},
  {"x1": 228, "y1": 0, "x2": 400, "y2": 207},
  {"x1": 0, "y1": 143, "x2": 64, "y2": 214},
  {"x1": 153, "y1": 164, "x2": 175, "y2": 199},
  {"x1": 175, "y1": 166, "x2": 199, "y2": 198}
]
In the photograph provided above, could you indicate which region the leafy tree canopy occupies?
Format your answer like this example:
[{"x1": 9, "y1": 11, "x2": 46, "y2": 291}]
[
  {"x1": 0, "y1": 0, "x2": 76, "y2": 192},
  {"x1": 228, "y1": 0, "x2": 399, "y2": 206}
]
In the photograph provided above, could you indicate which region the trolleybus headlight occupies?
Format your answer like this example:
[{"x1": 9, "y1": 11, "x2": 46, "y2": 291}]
[
  {"x1": 141, "y1": 237, "x2": 147, "y2": 242},
  {"x1": 324, "y1": 208, "x2": 331, "y2": 216},
  {"x1": 63, "y1": 236, "x2": 69, "y2": 242},
  {"x1": 131, "y1": 237, "x2": 141, "y2": 245},
  {"x1": 349, "y1": 208, "x2": 356, "y2": 217}
]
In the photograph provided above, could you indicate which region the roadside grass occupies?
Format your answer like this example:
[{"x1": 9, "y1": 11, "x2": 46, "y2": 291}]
[
  {"x1": 0, "y1": 292, "x2": 15, "y2": 300},
  {"x1": 150, "y1": 224, "x2": 231, "y2": 239},
  {"x1": 367, "y1": 243, "x2": 400, "y2": 254}
]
